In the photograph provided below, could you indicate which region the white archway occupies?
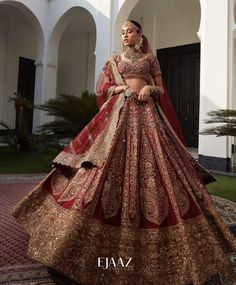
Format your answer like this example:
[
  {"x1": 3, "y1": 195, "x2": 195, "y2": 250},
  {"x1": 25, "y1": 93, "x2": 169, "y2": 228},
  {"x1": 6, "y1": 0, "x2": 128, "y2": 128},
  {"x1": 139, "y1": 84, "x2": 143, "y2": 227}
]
[
  {"x1": 0, "y1": 1, "x2": 44, "y2": 131},
  {"x1": 54, "y1": 7, "x2": 97, "y2": 98}
]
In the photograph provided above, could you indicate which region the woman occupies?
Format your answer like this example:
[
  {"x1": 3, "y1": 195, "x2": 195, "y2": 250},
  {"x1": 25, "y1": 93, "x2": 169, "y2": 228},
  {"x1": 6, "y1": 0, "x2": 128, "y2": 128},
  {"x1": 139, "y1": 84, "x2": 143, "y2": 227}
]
[{"x1": 12, "y1": 20, "x2": 236, "y2": 285}]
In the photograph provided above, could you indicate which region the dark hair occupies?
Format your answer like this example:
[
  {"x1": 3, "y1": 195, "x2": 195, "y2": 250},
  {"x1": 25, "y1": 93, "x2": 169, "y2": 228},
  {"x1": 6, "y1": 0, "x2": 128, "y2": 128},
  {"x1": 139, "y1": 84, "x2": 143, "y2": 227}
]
[{"x1": 129, "y1": 20, "x2": 142, "y2": 33}]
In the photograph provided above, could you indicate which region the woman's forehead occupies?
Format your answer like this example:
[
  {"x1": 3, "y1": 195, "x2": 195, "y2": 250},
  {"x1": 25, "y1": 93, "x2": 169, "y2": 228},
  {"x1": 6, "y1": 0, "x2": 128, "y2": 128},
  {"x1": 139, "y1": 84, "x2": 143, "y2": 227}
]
[{"x1": 121, "y1": 22, "x2": 135, "y2": 31}]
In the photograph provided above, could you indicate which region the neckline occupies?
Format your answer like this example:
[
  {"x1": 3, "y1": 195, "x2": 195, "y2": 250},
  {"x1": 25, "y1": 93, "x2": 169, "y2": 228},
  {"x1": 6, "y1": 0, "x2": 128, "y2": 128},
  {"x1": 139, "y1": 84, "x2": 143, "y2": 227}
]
[{"x1": 119, "y1": 54, "x2": 149, "y2": 66}]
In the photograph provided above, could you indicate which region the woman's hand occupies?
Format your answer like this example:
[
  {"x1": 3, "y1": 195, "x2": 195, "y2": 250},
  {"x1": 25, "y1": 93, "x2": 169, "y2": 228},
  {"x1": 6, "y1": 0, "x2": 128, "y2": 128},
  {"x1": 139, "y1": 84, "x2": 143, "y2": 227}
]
[
  {"x1": 138, "y1": 85, "x2": 151, "y2": 101},
  {"x1": 114, "y1": 85, "x2": 128, "y2": 94}
]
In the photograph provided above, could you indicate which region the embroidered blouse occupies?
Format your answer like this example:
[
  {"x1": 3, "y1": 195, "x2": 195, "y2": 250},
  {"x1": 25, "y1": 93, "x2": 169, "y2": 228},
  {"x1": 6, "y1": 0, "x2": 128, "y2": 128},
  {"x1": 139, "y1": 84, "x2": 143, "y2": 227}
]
[
  {"x1": 114, "y1": 53, "x2": 162, "y2": 83},
  {"x1": 96, "y1": 52, "x2": 162, "y2": 110}
]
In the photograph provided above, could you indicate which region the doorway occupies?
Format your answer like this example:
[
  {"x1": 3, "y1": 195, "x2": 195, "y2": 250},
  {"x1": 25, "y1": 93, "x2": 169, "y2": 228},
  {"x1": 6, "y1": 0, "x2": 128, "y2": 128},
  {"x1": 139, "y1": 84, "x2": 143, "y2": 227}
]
[
  {"x1": 17, "y1": 56, "x2": 36, "y2": 134},
  {"x1": 157, "y1": 43, "x2": 200, "y2": 148}
]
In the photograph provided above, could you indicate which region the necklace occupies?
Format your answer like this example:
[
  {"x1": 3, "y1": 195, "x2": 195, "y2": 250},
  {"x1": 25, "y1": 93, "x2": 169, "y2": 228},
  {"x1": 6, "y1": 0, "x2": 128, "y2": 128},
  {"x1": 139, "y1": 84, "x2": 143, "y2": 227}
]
[{"x1": 123, "y1": 47, "x2": 143, "y2": 63}]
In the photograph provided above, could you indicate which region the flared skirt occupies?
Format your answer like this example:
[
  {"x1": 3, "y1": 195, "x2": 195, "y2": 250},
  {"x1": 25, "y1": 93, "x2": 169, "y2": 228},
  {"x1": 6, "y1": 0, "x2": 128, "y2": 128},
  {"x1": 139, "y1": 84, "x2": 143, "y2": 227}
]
[{"x1": 12, "y1": 93, "x2": 236, "y2": 285}]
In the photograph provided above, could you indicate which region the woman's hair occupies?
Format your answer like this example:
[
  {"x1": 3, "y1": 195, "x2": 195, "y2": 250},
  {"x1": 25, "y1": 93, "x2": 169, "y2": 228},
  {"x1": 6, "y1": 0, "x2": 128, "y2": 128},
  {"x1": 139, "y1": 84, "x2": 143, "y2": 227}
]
[{"x1": 128, "y1": 19, "x2": 142, "y2": 33}]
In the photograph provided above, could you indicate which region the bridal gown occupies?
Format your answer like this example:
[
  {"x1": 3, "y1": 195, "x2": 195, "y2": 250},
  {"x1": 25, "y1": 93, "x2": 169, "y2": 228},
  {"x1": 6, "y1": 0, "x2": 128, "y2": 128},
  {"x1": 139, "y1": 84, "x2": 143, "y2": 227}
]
[{"x1": 11, "y1": 53, "x2": 236, "y2": 285}]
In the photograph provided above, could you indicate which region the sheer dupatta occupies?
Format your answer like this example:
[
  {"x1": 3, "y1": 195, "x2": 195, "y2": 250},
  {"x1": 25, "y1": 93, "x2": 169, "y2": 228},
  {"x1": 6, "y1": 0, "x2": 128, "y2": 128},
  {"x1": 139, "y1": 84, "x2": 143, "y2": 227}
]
[
  {"x1": 52, "y1": 58, "x2": 127, "y2": 169},
  {"x1": 141, "y1": 35, "x2": 187, "y2": 147}
]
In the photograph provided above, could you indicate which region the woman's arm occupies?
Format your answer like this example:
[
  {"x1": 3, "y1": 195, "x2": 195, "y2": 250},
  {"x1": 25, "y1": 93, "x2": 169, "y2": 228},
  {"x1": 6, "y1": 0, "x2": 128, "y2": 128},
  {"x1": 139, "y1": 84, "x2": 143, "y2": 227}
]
[
  {"x1": 138, "y1": 55, "x2": 164, "y2": 100},
  {"x1": 151, "y1": 75, "x2": 164, "y2": 96},
  {"x1": 149, "y1": 54, "x2": 164, "y2": 96}
]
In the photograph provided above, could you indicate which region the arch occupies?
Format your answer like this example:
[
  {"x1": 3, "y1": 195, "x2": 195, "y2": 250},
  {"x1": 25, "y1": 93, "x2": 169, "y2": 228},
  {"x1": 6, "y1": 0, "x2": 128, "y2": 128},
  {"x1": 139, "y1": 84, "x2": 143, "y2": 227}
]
[
  {"x1": 0, "y1": 0, "x2": 44, "y2": 58},
  {"x1": 50, "y1": 6, "x2": 97, "y2": 98},
  {"x1": 0, "y1": 0, "x2": 45, "y2": 131},
  {"x1": 47, "y1": 6, "x2": 97, "y2": 66},
  {"x1": 197, "y1": 0, "x2": 203, "y2": 40}
]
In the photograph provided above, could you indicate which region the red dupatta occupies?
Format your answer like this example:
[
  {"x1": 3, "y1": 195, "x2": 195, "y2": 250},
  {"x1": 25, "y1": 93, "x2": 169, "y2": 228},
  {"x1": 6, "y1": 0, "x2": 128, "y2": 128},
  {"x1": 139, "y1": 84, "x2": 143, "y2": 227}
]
[
  {"x1": 140, "y1": 34, "x2": 187, "y2": 146},
  {"x1": 52, "y1": 58, "x2": 127, "y2": 169}
]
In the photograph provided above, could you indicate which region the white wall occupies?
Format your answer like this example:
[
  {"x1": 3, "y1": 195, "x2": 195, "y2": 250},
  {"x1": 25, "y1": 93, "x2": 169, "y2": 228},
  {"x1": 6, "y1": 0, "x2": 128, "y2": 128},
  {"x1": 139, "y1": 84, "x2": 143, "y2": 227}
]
[
  {"x1": 153, "y1": 10, "x2": 200, "y2": 49},
  {"x1": 57, "y1": 31, "x2": 96, "y2": 97},
  {"x1": 0, "y1": 16, "x2": 36, "y2": 129},
  {"x1": 198, "y1": 0, "x2": 229, "y2": 159}
]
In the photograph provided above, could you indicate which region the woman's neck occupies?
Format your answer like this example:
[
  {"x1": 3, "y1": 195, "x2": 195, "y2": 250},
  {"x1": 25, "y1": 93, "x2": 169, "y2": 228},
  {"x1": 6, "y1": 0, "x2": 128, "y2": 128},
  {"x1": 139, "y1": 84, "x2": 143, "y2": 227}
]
[{"x1": 123, "y1": 46, "x2": 143, "y2": 63}]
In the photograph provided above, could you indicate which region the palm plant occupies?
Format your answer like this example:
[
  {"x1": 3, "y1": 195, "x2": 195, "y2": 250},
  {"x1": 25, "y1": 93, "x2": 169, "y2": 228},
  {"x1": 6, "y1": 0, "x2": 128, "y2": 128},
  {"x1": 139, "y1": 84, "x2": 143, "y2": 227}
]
[
  {"x1": 36, "y1": 91, "x2": 99, "y2": 141},
  {"x1": 200, "y1": 109, "x2": 236, "y2": 137},
  {"x1": 0, "y1": 121, "x2": 16, "y2": 147},
  {"x1": 0, "y1": 92, "x2": 34, "y2": 152}
]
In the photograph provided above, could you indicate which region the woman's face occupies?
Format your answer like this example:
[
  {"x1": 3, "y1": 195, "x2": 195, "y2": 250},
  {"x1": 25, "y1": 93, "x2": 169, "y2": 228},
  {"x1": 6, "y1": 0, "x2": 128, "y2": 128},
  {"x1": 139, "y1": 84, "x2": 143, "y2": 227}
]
[{"x1": 121, "y1": 23, "x2": 139, "y2": 47}]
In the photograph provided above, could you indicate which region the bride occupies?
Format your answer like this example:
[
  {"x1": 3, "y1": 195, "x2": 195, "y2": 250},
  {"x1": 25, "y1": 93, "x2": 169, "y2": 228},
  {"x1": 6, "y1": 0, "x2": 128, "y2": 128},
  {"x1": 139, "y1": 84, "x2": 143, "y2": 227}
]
[{"x1": 12, "y1": 20, "x2": 236, "y2": 285}]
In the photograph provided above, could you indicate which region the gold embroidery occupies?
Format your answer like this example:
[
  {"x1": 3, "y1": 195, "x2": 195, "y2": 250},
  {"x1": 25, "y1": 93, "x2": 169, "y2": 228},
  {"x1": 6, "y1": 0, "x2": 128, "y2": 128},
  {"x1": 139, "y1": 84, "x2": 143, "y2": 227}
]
[
  {"x1": 140, "y1": 130, "x2": 169, "y2": 225},
  {"x1": 57, "y1": 168, "x2": 88, "y2": 202},
  {"x1": 11, "y1": 185, "x2": 236, "y2": 285},
  {"x1": 156, "y1": 103, "x2": 217, "y2": 184},
  {"x1": 52, "y1": 92, "x2": 126, "y2": 169},
  {"x1": 50, "y1": 170, "x2": 70, "y2": 196},
  {"x1": 106, "y1": 85, "x2": 116, "y2": 100},
  {"x1": 52, "y1": 57, "x2": 132, "y2": 170},
  {"x1": 11, "y1": 56, "x2": 236, "y2": 285}
]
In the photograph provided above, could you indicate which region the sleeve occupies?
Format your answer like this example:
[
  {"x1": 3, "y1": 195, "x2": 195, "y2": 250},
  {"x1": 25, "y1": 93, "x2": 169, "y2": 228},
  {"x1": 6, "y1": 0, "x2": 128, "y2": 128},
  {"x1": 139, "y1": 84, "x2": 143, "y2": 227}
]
[
  {"x1": 96, "y1": 60, "x2": 117, "y2": 110},
  {"x1": 149, "y1": 54, "x2": 162, "y2": 78}
]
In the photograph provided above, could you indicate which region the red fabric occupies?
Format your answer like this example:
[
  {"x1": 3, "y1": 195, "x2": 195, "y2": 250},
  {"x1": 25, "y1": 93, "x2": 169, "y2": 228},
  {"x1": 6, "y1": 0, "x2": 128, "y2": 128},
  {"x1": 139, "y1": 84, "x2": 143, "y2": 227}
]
[
  {"x1": 63, "y1": 95, "x2": 118, "y2": 156},
  {"x1": 96, "y1": 61, "x2": 116, "y2": 110},
  {"x1": 141, "y1": 34, "x2": 187, "y2": 147},
  {"x1": 62, "y1": 61, "x2": 118, "y2": 156}
]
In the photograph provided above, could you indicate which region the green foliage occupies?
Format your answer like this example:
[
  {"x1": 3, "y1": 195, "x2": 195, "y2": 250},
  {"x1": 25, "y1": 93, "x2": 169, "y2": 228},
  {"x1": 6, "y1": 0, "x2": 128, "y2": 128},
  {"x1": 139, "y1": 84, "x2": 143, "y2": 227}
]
[
  {"x1": 0, "y1": 147, "x2": 58, "y2": 173},
  {"x1": 200, "y1": 109, "x2": 236, "y2": 137},
  {"x1": 0, "y1": 121, "x2": 16, "y2": 146},
  {"x1": 36, "y1": 91, "x2": 99, "y2": 140},
  {"x1": 0, "y1": 92, "x2": 34, "y2": 152},
  {"x1": 207, "y1": 174, "x2": 236, "y2": 202}
]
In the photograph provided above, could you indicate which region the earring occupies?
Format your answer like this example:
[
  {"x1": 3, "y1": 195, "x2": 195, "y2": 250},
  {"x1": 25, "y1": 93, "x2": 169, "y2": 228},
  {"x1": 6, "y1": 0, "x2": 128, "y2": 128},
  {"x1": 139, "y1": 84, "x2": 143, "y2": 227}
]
[{"x1": 135, "y1": 36, "x2": 143, "y2": 50}]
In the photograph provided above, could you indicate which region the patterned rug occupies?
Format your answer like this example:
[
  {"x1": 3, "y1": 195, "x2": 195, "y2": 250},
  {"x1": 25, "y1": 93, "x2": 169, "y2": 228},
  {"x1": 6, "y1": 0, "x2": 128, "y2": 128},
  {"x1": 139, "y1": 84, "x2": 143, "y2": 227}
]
[{"x1": 0, "y1": 181, "x2": 236, "y2": 285}]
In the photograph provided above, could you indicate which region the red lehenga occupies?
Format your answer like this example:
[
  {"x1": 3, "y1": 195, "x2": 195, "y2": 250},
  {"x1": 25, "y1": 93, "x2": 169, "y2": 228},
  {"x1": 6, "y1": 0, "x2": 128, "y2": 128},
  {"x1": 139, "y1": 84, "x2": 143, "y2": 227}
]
[{"x1": 12, "y1": 48, "x2": 236, "y2": 285}]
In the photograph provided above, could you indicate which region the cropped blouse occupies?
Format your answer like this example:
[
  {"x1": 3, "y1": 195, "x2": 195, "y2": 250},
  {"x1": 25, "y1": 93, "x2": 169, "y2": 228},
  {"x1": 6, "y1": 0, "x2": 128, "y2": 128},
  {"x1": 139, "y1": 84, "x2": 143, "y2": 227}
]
[{"x1": 113, "y1": 53, "x2": 162, "y2": 83}]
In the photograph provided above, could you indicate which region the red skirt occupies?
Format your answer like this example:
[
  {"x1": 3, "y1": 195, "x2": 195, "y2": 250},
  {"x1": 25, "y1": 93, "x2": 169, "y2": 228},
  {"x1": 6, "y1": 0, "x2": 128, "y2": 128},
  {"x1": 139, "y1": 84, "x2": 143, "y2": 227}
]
[{"x1": 12, "y1": 93, "x2": 236, "y2": 285}]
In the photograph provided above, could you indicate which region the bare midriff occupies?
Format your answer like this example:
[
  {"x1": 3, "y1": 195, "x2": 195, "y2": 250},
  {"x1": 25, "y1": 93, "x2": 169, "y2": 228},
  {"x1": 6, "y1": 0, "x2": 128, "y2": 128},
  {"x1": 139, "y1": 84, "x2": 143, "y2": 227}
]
[{"x1": 125, "y1": 78, "x2": 148, "y2": 94}]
